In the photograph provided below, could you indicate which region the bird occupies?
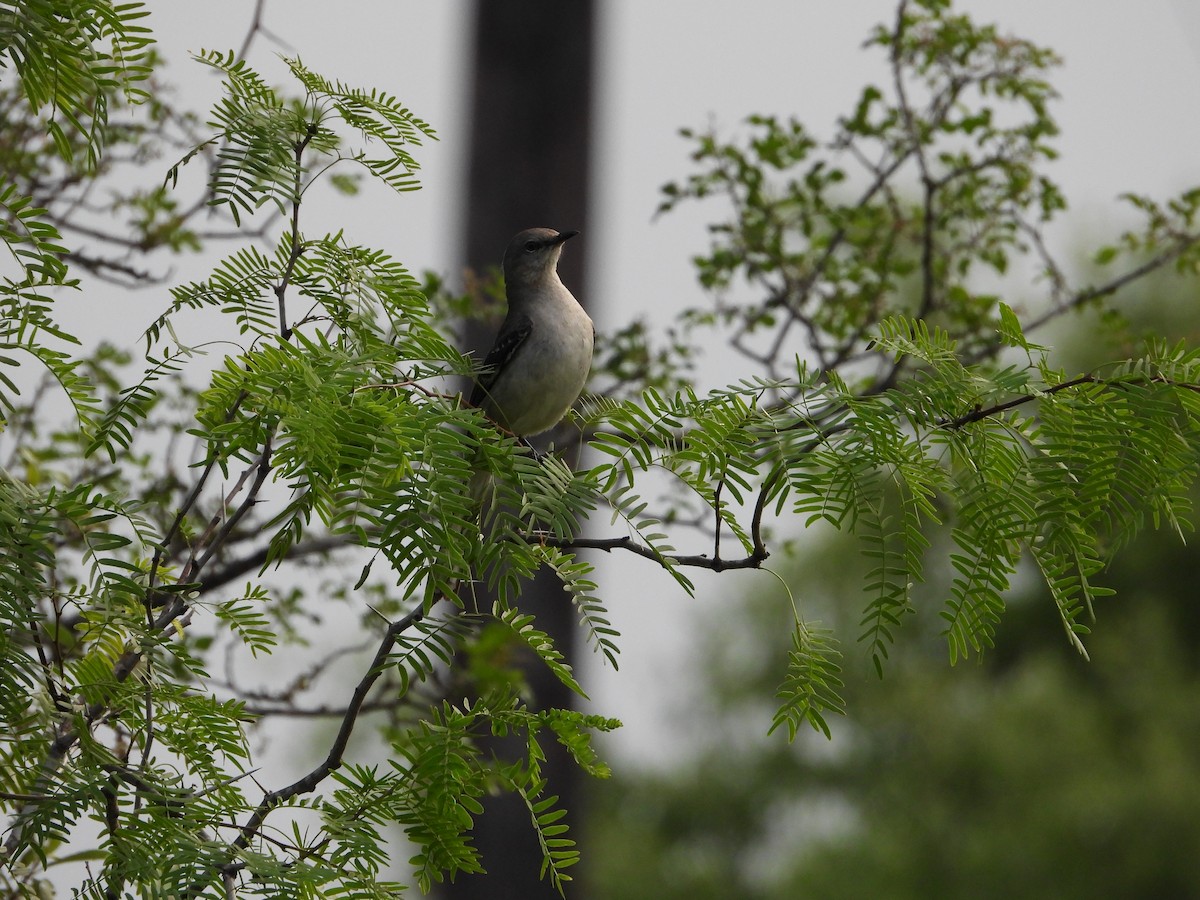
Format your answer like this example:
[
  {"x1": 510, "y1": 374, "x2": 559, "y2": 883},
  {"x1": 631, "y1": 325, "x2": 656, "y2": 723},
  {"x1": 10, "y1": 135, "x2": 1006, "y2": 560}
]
[{"x1": 470, "y1": 228, "x2": 594, "y2": 437}]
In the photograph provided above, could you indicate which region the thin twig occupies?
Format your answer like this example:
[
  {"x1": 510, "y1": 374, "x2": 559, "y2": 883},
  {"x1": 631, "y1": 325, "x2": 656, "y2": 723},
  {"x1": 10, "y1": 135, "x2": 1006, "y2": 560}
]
[
  {"x1": 237, "y1": 0, "x2": 268, "y2": 60},
  {"x1": 274, "y1": 124, "x2": 318, "y2": 341},
  {"x1": 1027, "y1": 234, "x2": 1200, "y2": 333},
  {"x1": 890, "y1": 0, "x2": 938, "y2": 321},
  {"x1": 937, "y1": 374, "x2": 1096, "y2": 429},
  {"x1": 199, "y1": 534, "x2": 351, "y2": 594}
]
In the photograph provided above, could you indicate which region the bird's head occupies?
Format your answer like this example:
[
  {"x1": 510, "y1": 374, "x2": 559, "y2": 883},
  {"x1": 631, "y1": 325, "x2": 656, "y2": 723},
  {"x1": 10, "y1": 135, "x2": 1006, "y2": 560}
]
[{"x1": 502, "y1": 227, "x2": 578, "y2": 288}]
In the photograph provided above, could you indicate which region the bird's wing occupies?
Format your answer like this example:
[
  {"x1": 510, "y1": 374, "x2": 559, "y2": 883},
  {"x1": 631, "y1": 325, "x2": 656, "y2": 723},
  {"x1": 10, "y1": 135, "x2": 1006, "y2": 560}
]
[{"x1": 470, "y1": 313, "x2": 533, "y2": 406}]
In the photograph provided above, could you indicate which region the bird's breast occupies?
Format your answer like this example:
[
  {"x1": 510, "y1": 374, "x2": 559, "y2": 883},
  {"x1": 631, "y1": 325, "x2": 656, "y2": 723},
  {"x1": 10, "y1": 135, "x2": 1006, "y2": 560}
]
[{"x1": 490, "y1": 294, "x2": 593, "y2": 436}]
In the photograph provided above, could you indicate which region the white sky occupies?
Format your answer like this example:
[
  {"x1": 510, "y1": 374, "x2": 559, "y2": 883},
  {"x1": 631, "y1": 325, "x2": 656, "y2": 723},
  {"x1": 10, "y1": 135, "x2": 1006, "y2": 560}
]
[{"x1": 89, "y1": 1, "x2": 1200, "y2": 766}]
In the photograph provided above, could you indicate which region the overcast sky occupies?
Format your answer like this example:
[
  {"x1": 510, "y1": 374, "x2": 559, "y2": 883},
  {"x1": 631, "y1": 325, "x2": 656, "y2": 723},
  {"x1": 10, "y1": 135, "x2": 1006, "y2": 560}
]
[{"x1": 125, "y1": 1, "x2": 1200, "y2": 765}]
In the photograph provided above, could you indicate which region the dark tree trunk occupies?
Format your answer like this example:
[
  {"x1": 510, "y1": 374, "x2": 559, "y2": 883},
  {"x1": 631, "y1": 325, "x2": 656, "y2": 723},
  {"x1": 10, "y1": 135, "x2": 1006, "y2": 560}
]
[{"x1": 446, "y1": 3, "x2": 597, "y2": 899}]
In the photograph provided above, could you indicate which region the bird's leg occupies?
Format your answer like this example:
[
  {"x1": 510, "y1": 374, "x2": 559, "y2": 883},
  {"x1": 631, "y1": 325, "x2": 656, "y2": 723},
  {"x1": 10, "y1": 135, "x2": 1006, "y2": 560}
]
[{"x1": 519, "y1": 436, "x2": 543, "y2": 461}]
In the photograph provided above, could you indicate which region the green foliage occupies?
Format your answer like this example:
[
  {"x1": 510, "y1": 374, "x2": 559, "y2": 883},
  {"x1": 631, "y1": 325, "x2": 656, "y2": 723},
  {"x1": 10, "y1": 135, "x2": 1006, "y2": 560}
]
[
  {"x1": 6, "y1": 1, "x2": 1200, "y2": 896},
  {"x1": 540, "y1": 545, "x2": 621, "y2": 669},
  {"x1": 658, "y1": 0, "x2": 1066, "y2": 362},
  {"x1": 215, "y1": 588, "x2": 278, "y2": 657},
  {"x1": 0, "y1": 183, "x2": 97, "y2": 431},
  {"x1": 770, "y1": 620, "x2": 846, "y2": 740},
  {"x1": 387, "y1": 693, "x2": 618, "y2": 894},
  {"x1": 0, "y1": 0, "x2": 155, "y2": 169},
  {"x1": 173, "y1": 50, "x2": 436, "y2": 226},
  {"x1": 588, "y1": 506, "x2": 1200, "y2": 900},
  {"x1": 0, "y1": 30, "x2": 611, "y2": 898},
  {"x1": 638, "y1": 0, "x2": 1200, "y2": 726}
]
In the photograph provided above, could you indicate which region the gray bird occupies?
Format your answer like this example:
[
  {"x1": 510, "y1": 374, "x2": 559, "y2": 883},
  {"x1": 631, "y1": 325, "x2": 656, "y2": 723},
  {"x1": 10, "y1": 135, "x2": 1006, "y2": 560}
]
[{"x1": 471, "y1": 228, "x2": 594, "y2": 436}]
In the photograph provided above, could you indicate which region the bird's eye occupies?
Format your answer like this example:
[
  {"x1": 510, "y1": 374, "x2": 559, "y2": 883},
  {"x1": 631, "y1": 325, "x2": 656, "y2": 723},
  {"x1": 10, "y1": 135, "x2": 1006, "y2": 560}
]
[{"x1": 523, "y1": 240, "x2": 539, "y2": 253}]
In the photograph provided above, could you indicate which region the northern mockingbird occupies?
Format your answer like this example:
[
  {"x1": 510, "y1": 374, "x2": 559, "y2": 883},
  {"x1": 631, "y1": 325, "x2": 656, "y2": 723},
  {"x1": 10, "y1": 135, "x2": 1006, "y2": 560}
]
[{"x1": 471, "y1": 227, "x2": 594, "y2": 437}]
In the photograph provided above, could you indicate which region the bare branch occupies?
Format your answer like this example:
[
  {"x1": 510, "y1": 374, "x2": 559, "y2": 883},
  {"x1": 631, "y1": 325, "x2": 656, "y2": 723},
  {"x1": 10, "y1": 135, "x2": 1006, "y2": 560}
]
[
  {"x1": 1026, "y1": 234, "x2": 1200, "y2": 333},
  {"x1": 199, "y1": 535, "x2": 352, "y2": 594}
]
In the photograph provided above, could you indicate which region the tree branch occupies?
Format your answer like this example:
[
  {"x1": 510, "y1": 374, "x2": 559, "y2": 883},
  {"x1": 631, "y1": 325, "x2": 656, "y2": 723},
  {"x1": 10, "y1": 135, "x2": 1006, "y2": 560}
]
[
  {"x1": 1024, "y1": 233, "x2": 1200, "y2": 334},
  {"x1": 186, "y1": 602, "x2": 431, "y2": 897},
  {"x1": 938, "y1": 373, "x2": 1200, "y2": 431},
  {"x1": 198, "y1": 535, "x2": 352, "y2": 594},
  {"x1": 937, "y1": 374, "x2": 1096, "y2": 429},
  {"x1": 274, "y1": 124, "x2": 317, "y2": 341},
  {"x1": 541, "y1": 534, "x2": 769, "y2": 572}
]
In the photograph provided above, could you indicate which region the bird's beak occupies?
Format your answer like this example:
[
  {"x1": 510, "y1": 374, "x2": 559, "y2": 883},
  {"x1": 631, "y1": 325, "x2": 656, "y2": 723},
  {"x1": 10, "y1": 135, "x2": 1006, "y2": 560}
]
[{"x1": 551, "y1": 230, "x2": 579, "y2": 245}]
